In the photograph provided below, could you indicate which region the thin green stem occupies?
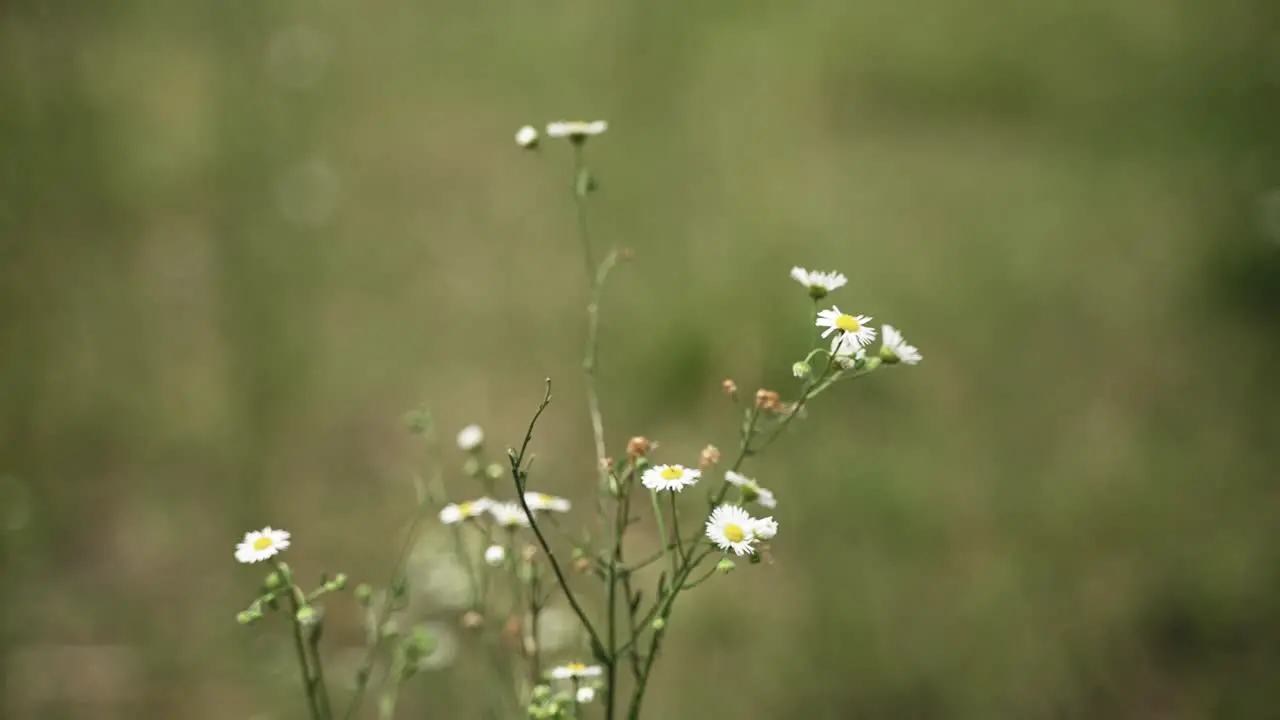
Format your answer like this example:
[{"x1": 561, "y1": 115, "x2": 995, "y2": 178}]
[
  {"x1": 667, "y1": 492, "x2": 685, "y2": 564},
  {"x1": 647, "y1": 490, "x2": 674, "y2": 577},
  {"x1": 278, "y1": 564, "x2": 323, "y2": 720}
]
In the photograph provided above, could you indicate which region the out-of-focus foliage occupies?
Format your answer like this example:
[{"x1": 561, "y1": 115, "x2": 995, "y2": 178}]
[{"x1": 1, "y1": 0, "x2": 1277, "y2": 718}]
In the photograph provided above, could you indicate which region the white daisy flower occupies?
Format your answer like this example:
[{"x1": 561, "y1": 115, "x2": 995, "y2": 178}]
[
  {"x1": 815, "y1": 306, "x2": 876, "y2": 347},
  {"x1": 724, "y1": 471, "x2": 777, "y2": 509},
  {"x1": 546, "y1": 120, "x2": 608, "y2": 141},
  {"x1": 523, "y1": 492, "x2": 571, "y2": 513},
  {"x1": 515, "y1": 125, "x2": 539, "y2": 149},
  {"x1": 790, "y1": 267, "x2": 847, "y2": 298},
  {"x1": 456, "y1": 424, "x2": 484, "y2": 452},
  {"x1": 484, "y1": 545, "x2": 506, "y2": 567},
  {"x1": 235, "y1": 526, "x2": 291, "y2": 564},
  {"x1": 488, "y1": 501, "x2": 532, "y2": 529},
  {"x1": 549, "y1": 662, "x2": 604, "y2": 680},
  {"x1": 640, "y1": 464, "x2": 700, "y2": 492},
  {"x1": 751, "y1": 516, "x2": 778, "y2": 541},
  {"x1": 576, "y1": 686, "x2": 597, "y2": 703},
  {"x1": 880, "y1": 324, "x2": 922, "y2": 365},
  {"x1": 705, "y1": 504, "x2": 759, "y2": 556},
  {"x1": 439, "y1": 497, "x2": 493, "y2": 525}
]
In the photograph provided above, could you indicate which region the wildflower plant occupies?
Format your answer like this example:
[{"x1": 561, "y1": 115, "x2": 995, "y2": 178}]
[{"x1": 233, "y1": 119, "x2": 921, "y2": 719}]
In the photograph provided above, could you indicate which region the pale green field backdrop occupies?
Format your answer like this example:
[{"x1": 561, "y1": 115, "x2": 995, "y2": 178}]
[{"x1": 3, "y1": 1, "x2": 1279, "y2": 718}]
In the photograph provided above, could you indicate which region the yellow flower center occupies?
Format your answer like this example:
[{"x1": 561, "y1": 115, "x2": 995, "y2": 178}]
[
  {"x1": 660, "y1": 467, "x2": 684, "y2": 481},
  {"x1": 835, "y1": 314, "x2": 862, "y2": 333},
  {"x1": 253, "y1": 536, "x2": 273, "y2": 551},
  {"x1": 566, "y1": 663, "x2": 585, "y2": 674},
  {"x1": 723, "y1": 523, "x2": 746, "y2": 543},
  {"x1": 458, "y1": 502, "x2": 473, "y2": 516}
]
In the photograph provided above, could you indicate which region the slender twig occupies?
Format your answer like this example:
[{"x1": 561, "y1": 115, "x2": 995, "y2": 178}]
[{"x1": 510, "y1": 380, "x2": 609, "y2": 665}]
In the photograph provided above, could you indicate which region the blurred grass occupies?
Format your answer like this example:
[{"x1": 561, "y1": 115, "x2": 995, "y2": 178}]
[{"x1": 2, "y1": 0, "x2": 1279, "y2": 718}]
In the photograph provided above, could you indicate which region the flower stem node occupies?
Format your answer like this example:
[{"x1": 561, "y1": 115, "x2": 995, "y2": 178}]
[
  {"x1": 354, "y1": 583, "x2": 373, "y2": 606},
  {"x1": 716, "y1": 558, "x2": 736, "y2": 574}
]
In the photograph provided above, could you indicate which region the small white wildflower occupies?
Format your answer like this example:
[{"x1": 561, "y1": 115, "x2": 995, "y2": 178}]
[
  {"x1": 640, "y1": 464, "x2": 700, "y2": 492},
  {"x1": 751, "y1": 516, "x2": 778, "y2": 540},
  {"x1": 456, "y1": 424, "x2": 484, "y2": 452},
  {"x1": 235, "y1": 526, "x2": 291, "y2": 563},
  {"x1": 549, "y1": 662, "x2": 603, "y2": 680},
  {"x1": 880, "y1": 324, "x2": 922, "y2": 365},
  {"x1": 705, "y1": 504, "x2": 759, "y2": 556},
  {"x1": 790, "y1": 267, "x2": 847, "y2": 298},
  {"x1": 546, "y1": 120, "x2": 608, "y2": 141},
  {"x1": 489, "y1": 501, "x2": 532, "y2": 529},
  {"x1": 576, "y1": 686, "x2": 597, "y2": 704},
  {"x1": 484, "y1": 545, "x2": 506, "y2": 567},
  {"x1": 515, "y1": 125, "x2": 539, "y2": 149},
  {"x1": 816, "y1": 306, "x2": 876, "y2": 347},
  {"x1": 439, "y1": 498, "x2": 493, "y2": 525},
  {"x1": 523, "y1": 492, "x2": 571, "y2": 513},
  {"x1": 724, "y1": 471, "x2": 777, "y2": 509}
]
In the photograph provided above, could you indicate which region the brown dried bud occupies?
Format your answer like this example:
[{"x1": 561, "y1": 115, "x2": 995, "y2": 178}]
[
  {"x1": 722, "y1": 378, "x2": 738, "y2": 401},
  {"x1": 619, "y1": 247, "x2": 635, "y2": 261},
  {"x1": 523, "y1": 636, "x2": 538, "y2": 656},
  {"x1": 572, "y1": 556, "x2": 593, "y2": 574},
  {"x1": 461, "y1": 611, "x2": 485, "y2": 630},
  {"x1": 755, "y1": 389, "x2": 781, "y2": 410},
  {"x1": 698, "y1": 445, "x2": 721, "y2": 471},
  {"x1": 626, "y1": 436, "x2": 652, "y2": 460}
]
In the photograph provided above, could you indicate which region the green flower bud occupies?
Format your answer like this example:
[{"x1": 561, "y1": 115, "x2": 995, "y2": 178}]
[
  {"x1": 791, "y1": 361, "x2": 811, "y2": 380},
  {"x1": 484, "y1": 463, "x2": 504, "y2": 480},
  {"x1": 463, "y1": 456, "x2": 482, "y2": 478},
  {"x1": 532, "y1": 684, "x2": 552, "y2": 701},
  {"x1": 326, "y1": 573, "x2": 348, "y2": 591},
  {"x1": 651, "y1": 617, "x2": 665, "y2": 631},
  {"x1": 236, "y1": 610, "x2": 262, "y2": 625},
  {"x1": 354, "y1": 583, "x2": 373, "y2": 606},
  {"x1": 716, "y1": 558, "x2": 736, "y2": 574},
  {"x1": 263, "y1": 571, "x2": 283, "y2": 591},
  {"x1": 380, "y1": 619, "x2": 401, "y2": 639},
  {"x1": 295, "y1": 606, "x2": 321, "y2": 627},
  {"x1": 404, "y1": 625, "x2": 436, "y2": 661}
]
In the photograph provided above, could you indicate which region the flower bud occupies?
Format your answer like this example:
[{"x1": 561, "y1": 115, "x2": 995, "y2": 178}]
[
  {"x1": 326, "y1": 573, "x2": 347, "y2": 591},
  {"x1": 626, "y1": 436, "x2": 652, "y2": 460},
  {"x1": 754, "y1": 389, "x2": 780, "y2": 410},
  {"x1": 515, "y1": 125, "x2": 539, "y2": 149},
  {"x1": 698, "y1": 445, "x2": 721, "y2": 471},
  {"x1": 236, "y1": 610, "x2": 262, "y2": 625},
  {"x1": 461, "y1": 611, "x2": 485, "y2": 631},
  {"x1": 485, "y1": 463, "x2": 505, "y2": 480},
  {"x1": 295, "y1": 606, "x2": 321, "y2": 627},
  {"x1": 354, "y1": 583, "x2": 373, "y2": 606},
  {"x1": 572, "y1": 556, "x2": 592, "y2": 574},
  {"x1": 463, "y1": 456, "x2": 481, "y2": 478},
  {"x1": 791, "y1": 361, "x2": 811, "y2": 380},
  {"x1": 716, "y1": 558, "x2": 736, "y2": 574},
  {"x1": 263, "y1": 571, "x2": 284, "y2": 591},
  {"x1": 651, "y1": 617, "x2": 666, "y2": 631},
  {"x1": 484, "y1": 545, "x2": 506, "y2": 567}
]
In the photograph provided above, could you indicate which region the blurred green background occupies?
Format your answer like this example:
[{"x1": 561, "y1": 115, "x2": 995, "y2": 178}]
[{"x1": 3, "y1": 0, "x2": 1279, "y2": 718}]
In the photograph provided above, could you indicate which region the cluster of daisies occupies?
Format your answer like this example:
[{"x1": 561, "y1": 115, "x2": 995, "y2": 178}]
[
  {"x1": 641, "y1": 463, "x2": 779, "y2": 557},
  {"x1": 793, "y1": 266, "x2": 922, "y2": 366}
]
